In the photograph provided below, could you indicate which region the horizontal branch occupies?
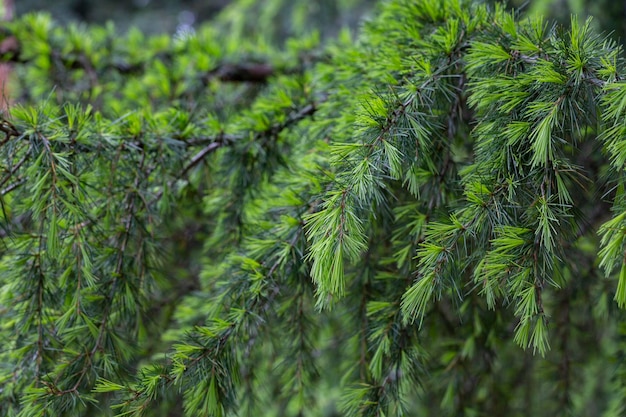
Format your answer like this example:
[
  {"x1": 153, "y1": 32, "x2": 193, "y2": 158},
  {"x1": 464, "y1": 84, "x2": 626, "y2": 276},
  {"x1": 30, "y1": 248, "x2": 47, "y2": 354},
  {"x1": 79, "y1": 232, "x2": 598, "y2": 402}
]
[
  {"x1": 178, "y1": 101, "x2": 318, "y2": 177},
  {"x1": 180, "y1": 140, "x2": 224, "y2": 178},
  {"x1": 0, "y1": 98, "x2": 319, "y2": 204},
  {"x1": 0, "y1": 37, "x2": 294, "y2": 84},
  {"x1": 202, "y1": 63, "x2": 276, "y2": 84}
]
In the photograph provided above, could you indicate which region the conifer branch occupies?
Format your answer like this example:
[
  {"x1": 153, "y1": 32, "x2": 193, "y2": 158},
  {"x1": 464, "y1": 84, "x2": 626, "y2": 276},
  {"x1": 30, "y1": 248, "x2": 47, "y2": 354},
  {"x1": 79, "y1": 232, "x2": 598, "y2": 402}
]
[
  {"x1": 4, "y1": 2, "x2": 626, "y2": 416},
  {"x1": 177, "y1": 101, "x2": 317, "y2": 178},
  {"x1": 0, "y1": 38, "x2": 301, "y2": 84}
]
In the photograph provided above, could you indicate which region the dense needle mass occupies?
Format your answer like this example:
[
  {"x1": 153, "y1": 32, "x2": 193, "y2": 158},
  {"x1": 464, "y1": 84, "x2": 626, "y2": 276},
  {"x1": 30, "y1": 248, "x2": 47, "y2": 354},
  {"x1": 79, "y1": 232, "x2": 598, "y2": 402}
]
[{"x1": 1, "y1": 1, "x2": 626, "y2": 416}]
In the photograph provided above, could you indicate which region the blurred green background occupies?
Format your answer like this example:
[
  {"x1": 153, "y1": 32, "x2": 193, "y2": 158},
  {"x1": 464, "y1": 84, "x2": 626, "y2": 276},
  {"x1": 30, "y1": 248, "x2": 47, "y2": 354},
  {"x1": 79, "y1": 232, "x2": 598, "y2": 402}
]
[
  {"x1": 12, "y1": 0, "x2": 626, "y2": 45},
  {"x1": 16, "y1": 0, "x2": 230, "y2": 33},
  {"x1": 13, "y1": 0, "x2": 377, "y2": 41}
]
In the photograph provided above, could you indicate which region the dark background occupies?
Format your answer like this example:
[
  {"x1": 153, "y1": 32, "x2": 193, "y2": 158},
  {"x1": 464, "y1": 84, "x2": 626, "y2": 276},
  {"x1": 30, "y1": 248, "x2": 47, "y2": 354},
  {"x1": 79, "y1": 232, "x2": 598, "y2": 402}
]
[
  {"x1": 16, "y1": 0, "x2": 230, "y2": 33},
  {"x1": 14, "y1": 0, "x2": 626, "y2": 43}
]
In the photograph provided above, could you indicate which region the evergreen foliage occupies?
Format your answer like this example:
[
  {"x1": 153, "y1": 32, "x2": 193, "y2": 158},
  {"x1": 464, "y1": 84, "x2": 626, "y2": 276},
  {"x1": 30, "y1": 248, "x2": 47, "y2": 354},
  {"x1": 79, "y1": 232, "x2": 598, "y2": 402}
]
[{"x1": 1, "y1": 0, "x2": 626, "y2": 416}]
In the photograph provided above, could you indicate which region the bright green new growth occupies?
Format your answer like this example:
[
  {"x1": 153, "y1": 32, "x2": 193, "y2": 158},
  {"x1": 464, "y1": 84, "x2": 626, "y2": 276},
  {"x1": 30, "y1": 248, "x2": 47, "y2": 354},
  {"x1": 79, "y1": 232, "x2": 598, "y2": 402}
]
[{"x1": 3, "y1": 0, "x2": 626, "y2": 416}]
